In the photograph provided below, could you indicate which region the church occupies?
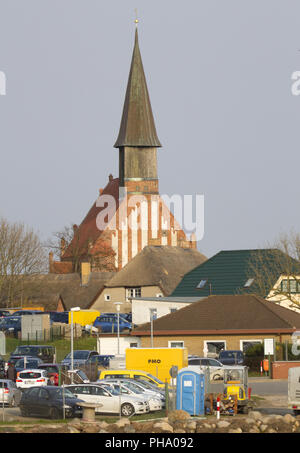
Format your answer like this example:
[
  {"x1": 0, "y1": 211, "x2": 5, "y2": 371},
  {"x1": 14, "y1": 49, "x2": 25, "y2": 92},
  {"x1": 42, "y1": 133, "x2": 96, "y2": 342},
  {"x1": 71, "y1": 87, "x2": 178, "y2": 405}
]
[{"x1": 50, "y1": 28, "x2": 197, "y2": 275}]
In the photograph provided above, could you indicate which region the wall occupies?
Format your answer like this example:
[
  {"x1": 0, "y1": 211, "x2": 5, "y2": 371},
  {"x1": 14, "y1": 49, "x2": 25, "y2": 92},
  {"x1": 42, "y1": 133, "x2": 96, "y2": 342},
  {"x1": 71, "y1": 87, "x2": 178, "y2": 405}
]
[
  {"x1": 132, "y1": 299, "x2": 190, "y2": 325},
  {"x1": 91, "y1": 285, "x2": 163, "y2": 314},
  {"x1": 272, "y1": 361, "x2": 300, "y2": 379},
  {"x1": 137, "y1": 333, "x2": 291, "y2": 357},
  {"x1": 97, "y1": 336, "x2": 141, "y2": 355}
]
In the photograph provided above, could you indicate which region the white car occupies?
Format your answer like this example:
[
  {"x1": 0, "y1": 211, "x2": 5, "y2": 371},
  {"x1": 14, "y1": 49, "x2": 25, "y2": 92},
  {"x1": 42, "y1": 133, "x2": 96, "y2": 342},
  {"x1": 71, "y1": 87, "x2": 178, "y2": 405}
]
[
  {"x1": 0, "y1": 379, "x2": 22, "y2": 406},
  {"x1": 16, "y1": 369, "x2": 50, "y2": 389},
  {"x1": 188, "y1": 357, "x2": 225, "y2": 381},
  {"x1": 65, "y1": 383, "x2": 150, "y2": 416},
  {"x1": 100, "y1": 381, "x2": 163, "y2": 412}
]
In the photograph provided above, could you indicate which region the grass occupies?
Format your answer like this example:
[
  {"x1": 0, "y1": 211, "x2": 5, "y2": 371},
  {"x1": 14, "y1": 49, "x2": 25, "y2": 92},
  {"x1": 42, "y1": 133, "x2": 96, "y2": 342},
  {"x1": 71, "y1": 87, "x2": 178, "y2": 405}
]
[{"x1": 4, "y1": 335, "x2": 98, "y2": 362}]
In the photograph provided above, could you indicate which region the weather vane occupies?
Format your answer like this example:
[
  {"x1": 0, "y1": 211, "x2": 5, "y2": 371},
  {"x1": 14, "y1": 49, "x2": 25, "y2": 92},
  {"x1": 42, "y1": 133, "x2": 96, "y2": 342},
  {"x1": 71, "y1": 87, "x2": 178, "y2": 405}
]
[{"x1": 134, "y1": 9, "x2": 139, "y2": 27}]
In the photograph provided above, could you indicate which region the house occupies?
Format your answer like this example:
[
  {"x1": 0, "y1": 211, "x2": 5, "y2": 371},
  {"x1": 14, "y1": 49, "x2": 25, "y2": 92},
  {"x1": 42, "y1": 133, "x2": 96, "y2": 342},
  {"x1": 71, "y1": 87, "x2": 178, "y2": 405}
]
[
  {"x1": 132, "y1": 294, "x2": 300, "y2": 357},
  {"x1": 51, "y1": 28, "x2": 198, "y2": 274},
  {"x1": 88, "y1": 245, "x2": 207, "y2": 314},
  {"x1": 171, "y1": 249, "x2": 300, "y2": 311}
]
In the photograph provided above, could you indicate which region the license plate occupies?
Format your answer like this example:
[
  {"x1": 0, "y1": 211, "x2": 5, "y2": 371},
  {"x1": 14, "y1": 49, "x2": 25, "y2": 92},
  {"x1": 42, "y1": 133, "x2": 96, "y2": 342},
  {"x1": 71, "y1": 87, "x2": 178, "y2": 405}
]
[{"x1": 24, "y1": 380, "x2": 35, "y2": 384}]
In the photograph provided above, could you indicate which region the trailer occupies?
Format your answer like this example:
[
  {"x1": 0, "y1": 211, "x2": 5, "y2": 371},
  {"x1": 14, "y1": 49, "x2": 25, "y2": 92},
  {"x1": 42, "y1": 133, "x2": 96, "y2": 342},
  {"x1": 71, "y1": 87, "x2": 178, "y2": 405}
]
[{"x1": 288, "y1": 366, "x2": 300, "y2": 415}]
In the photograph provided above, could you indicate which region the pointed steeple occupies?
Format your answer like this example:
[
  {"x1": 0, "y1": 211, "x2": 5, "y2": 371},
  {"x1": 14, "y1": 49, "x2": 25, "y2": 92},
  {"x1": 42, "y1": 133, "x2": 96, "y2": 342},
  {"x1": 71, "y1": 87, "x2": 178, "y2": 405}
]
[{"x1": 114, "y1": 29, "x2": 162, "y2": 148}]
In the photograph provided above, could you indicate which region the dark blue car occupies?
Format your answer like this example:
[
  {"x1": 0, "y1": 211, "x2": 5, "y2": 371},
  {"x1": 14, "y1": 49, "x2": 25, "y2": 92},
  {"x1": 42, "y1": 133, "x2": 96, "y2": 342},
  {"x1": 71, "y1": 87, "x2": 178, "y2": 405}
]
[
  {"x1": 93, "y1": 314, "x2": 133, "y2": 333},
  {"x1": 0, "y1": 316, "x2": 21, "y2": 337}
]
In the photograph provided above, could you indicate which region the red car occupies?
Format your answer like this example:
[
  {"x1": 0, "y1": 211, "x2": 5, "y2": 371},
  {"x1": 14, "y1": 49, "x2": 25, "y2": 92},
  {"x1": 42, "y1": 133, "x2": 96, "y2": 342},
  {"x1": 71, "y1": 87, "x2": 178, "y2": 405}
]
[{"x1": 38, "y1": 364, "x2": 62, "y2": 386}]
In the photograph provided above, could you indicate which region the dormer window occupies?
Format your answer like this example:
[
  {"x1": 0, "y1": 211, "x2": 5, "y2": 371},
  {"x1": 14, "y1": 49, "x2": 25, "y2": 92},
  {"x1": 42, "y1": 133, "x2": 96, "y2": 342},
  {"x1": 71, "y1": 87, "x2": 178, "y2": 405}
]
[
  {"x1": 244, "y1": 278, "x2": 254, "y2": 288},
  {"x1": 196, "y1": 279, "x2": 207, "y2": 289}
]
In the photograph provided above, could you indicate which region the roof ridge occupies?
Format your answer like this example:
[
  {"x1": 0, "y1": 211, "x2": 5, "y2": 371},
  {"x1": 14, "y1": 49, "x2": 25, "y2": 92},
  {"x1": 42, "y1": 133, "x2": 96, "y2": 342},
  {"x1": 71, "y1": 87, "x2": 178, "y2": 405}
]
[{"x1": 252, "y1": 294, "x2": 295, "y2": 327}]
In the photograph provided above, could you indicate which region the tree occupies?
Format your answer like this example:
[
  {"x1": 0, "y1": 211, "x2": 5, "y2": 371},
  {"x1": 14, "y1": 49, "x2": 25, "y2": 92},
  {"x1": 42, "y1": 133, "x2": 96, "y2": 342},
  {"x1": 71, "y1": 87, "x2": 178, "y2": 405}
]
[
  {"x1": 0, "y1": 218, "x2": 48, "y2": 307},
  {"x1": 46, "y1": 224, "x2": 116, "y2": 273},
  {"x1": 244, "y1": 231, "x2": 300, "y2": 310}
]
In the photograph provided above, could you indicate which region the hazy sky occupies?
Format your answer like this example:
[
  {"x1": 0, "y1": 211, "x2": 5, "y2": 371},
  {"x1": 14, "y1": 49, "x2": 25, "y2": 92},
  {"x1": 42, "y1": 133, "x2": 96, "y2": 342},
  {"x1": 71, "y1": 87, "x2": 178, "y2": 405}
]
[{"x1": 0, "y1": 0, "x2": 299, "y2": 259}]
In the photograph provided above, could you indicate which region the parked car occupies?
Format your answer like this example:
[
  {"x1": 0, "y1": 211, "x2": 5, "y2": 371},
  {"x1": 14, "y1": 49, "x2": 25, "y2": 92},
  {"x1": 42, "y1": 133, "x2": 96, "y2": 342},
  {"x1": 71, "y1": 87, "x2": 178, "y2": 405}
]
[
  {"x1": 93, "y1": 314, "x2": 133, "y2": 333},
  {"x1": 43, "y1": 311, "x2": 69, "y2": 324},
  {"x1": 61, "y1": 350, "x2": 99, "y2": 368},
  {"x1": 99, "y1": 380, "x2": 163, "y2": 412},
  {"x1": 0, "y1": 316, "x2": 21, "y2": 337},
  {"x1": 16, "y1": 369, "x2": 50, "y2": 389},
  {"x1": 37, "y1": 363, "x2": 63, "y2": 386},
  {"x1": 0, "y1": 356, "x2": 5, "y2": 378},
  {"x1": 86, "y1": 354, "x2": 115, "y2": 369},
  {"x1": 0, "y1": 310, "x2": 11, "y2": 318},
  {"x1": 65, "y1": 383, "x2": 149, "y2": 416},
  {"x1": 98, "y1": 369, "x2": 165, "y2": 389},
  {"x1": 188, "y1": 357, "x2": 225, "y2": 381},
  {"x1": 0, "y1": 379, "x2": 22, "y2": 406},
  {"x1": 12, "y1": 310, "x2": 43, "y2": 316},
  {"x1": 10, "y1": 345, "x2": 55, "y2": 364},
  {"x1": 218, "y1": 350, "x2": 245, "y2": 366},
  {"x1": 19, "y1": 386, "x2": 84, "y2": 419},
  {"x1": 14, "y1": 357, "x2": 44, "y2": 374}
]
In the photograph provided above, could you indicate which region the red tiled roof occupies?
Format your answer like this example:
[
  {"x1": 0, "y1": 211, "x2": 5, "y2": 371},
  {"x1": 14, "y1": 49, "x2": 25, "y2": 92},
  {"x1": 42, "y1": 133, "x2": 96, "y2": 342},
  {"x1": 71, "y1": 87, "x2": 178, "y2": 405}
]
[{"x1": 62, "y1": 178, "x2": 119, "y2": 259}]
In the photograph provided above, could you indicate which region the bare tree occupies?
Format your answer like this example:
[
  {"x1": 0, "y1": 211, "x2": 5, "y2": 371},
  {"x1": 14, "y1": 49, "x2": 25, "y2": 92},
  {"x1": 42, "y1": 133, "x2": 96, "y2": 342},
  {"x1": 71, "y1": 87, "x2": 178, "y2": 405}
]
[
  {"x1": 46, "y1": 224, "x2": 116, "y2": 273},
  {"x1": 0, "y1": 218, "x2": 48, "y2": 307},
  {"x1": 244, "y1": 231, "x2": 300, "y2": 309}
]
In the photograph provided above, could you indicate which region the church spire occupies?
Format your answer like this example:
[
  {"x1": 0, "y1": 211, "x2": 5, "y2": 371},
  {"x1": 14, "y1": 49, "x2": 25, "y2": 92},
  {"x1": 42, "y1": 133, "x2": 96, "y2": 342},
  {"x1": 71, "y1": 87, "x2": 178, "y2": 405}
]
[{"x1": 114, "y1": 28, "x2": 162, "y2": 148}]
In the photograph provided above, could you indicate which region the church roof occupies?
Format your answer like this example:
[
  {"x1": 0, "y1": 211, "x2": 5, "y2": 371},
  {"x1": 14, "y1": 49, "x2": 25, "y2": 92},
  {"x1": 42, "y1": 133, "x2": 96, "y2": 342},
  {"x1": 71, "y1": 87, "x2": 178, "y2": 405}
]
[{"x1": 114, "y1": 29, "x2": 162, "y2": 148}]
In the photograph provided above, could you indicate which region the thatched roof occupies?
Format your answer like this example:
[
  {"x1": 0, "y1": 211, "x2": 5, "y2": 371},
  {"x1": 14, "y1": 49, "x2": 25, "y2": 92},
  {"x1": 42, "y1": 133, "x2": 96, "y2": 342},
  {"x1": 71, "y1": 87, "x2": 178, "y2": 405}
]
[
  {"x1": 7, "y1": 272, "x2": 115, "y2": 311},
  {"x1": 105, "y1": 246, "x2": 207, "y2": 295}
]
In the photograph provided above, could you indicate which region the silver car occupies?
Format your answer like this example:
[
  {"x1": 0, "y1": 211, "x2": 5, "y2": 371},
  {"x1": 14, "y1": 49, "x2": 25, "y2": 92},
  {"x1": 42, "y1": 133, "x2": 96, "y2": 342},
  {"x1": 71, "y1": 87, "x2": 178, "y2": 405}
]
[
  {"x1": 0, "y1": 379, "x2": 22, "y2": 407},
  {"x1": 65, "y1": 383, "x2": 150, "y2": 416}
]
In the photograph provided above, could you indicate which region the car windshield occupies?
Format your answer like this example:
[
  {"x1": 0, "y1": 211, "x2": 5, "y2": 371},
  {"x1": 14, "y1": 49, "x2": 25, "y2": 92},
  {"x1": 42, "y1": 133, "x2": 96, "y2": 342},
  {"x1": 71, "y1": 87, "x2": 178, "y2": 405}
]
[
  {"x1": 19, "y1": 372, "x2": 42, "y2": 379},
  {"x1": 53, "y1": 388, "x2": 76, "y2": 399},
  {"x1": 40, "y1": 366, "x2": 58, "y2": 373},
  {"x1": 65, "y1": 351, "x2": 90, "y2": 359},
  {"x1": 122, "y1": 382, "x2": 143, "y2": 394},
  {"x1": 15, "y1": 359, "x2": 39, "y2": 367},
  {"x1": 13, "y1": 346, "x2": 37, "y2": 355}
]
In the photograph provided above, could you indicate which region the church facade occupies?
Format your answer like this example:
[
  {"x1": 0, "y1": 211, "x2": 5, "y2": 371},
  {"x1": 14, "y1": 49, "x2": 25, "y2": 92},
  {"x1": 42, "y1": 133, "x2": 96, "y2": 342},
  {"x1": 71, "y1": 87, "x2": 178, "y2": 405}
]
[{"x1": 50, "y1": 29, "x2": 196, "y2": 274}]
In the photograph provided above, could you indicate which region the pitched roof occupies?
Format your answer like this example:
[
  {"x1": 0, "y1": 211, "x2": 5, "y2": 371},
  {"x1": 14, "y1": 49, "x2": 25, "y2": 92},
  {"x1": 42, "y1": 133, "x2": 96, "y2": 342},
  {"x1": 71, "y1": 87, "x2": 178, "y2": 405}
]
[
  {"x1": 133, "y1": 294, "x2": 300, "y2": 335},
  {"x1": 105, "y1": 245, "x2": 207, "y2": 295},
  {"x1": 62, "y1": 177, "x2": 119, "y2": 259},
  {"x1": 171, "y1": 249, "x2": 300, "y2": 298},
  {"x1": 114, "y1": 29, "x2": 161, "y2": 148},
  {"x1": 10, "y1": 272, "x2": 115, "y2": 311}
]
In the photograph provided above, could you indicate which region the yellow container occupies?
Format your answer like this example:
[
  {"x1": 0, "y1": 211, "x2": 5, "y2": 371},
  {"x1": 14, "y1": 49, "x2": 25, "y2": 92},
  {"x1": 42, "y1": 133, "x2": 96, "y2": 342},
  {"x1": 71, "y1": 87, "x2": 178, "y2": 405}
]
[
  {"x1": 125, "y1": 347, "x2": 188, "y2": 384},
  {"x1": 68, "y1": 310, "x2": 100, "y2": 326}
]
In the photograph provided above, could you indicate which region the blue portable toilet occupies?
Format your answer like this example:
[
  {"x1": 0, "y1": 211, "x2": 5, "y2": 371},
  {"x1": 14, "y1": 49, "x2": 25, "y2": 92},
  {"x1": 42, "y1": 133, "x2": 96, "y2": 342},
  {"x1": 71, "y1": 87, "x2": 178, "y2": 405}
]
[{"x1": 176, "y1": 366, "x2": 205, "y2": 416}]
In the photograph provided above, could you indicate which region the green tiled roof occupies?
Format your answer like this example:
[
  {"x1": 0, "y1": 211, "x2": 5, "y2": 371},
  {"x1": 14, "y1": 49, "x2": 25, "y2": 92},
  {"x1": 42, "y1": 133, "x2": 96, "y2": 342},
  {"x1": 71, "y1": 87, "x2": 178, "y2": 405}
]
[{"x1": 171, "y1": 249, "x2": 300, "y2": 298}]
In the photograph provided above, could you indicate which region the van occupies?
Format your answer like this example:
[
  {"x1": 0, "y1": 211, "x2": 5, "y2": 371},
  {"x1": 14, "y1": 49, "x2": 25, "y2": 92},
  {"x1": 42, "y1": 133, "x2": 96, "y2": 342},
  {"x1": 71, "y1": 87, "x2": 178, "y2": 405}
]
[
  {"x1": 98, "y1": 369, "x2": 165, "y2": 389},
  {"x1": 10, "y1": 345, "x2": 56, "y2": 364}
]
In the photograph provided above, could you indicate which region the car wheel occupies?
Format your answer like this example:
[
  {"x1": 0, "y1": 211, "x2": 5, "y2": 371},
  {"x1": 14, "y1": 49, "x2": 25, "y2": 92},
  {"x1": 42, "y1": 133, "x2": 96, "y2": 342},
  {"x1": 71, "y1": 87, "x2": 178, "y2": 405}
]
[
  {"x1": 49, "y1": 407, "x2": 60, "y2": 419},
  {"x1": 121, "y1": 403, "x2": 135, "y2": 417}
]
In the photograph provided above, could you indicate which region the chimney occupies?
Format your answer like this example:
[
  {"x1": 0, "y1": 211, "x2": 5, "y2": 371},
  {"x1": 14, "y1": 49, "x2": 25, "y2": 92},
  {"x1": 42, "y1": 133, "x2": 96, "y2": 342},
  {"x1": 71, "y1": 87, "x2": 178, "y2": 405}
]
[
  {"x1": 49, "y1": 252, "x2": 54, "y2": 273},
  {"x1": 73, "y1": 224, "x2": 78, "y2": 233},
  {"x1": 60, "y1": 238, "x2": 66, "y2": 257},
  {"x1": 99, "y1": 188, "x2": 104, "y2": 195},
  {"x1": 81, "y1": 262, "x2": 91, "y2": 286},
  {"x1": 109, "y1": 174, "x2": 113, "y2": 182}
]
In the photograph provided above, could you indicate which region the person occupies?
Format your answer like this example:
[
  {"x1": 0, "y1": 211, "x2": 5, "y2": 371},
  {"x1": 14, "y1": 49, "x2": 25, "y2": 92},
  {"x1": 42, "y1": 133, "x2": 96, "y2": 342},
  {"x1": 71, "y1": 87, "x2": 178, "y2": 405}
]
[{"x1": 6, "y1": 362, "x2": 17, "y2": 382}]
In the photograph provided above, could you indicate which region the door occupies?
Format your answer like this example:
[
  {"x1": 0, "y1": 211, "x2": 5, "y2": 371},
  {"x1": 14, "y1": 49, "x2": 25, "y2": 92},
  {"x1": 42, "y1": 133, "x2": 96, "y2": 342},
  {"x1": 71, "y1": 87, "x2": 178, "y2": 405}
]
[
  {"x1": 179, "y1": 372, "x2": 197, "y2": 415},
  {"x1": 89, "y1": 385, "x2": 118, "y2": 413}
]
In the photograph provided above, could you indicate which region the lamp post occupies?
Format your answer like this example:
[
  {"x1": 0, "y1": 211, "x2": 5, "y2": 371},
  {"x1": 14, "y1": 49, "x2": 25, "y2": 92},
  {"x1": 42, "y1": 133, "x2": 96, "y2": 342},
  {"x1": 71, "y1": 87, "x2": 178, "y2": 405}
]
[
  {"x1": 70, "y1": 307, "x2": 80, "y2": 383},
  {"x1": 149, "y1": 309, "x2": 156, "y2": 348},
  {"x1": 114, "y1": 302, "x2": 123, "y2": 355}
]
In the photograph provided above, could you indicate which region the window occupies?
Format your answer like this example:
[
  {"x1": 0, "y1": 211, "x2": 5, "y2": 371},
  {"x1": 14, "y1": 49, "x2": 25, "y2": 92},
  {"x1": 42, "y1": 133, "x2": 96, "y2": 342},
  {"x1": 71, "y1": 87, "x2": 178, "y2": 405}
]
[
  {"x1": 104, "y1": 294, "x2": 111, "y2": 302},
  {"x1": 280, "y1": 279, "x2": 300, "y2": 293},
  {"x1": 168, "y1": 341, "x2": 184, "y2": 348},
  {"x1": 244, "y1": 278, "x2": 254, "y2": 288},
  {"x1": 196, "y1": 279, "x2": 207, "y2": 289},
  {"x1": 170, "y1": 308, "x2": 177, "y2": 313},
  {"x1": 126, "y1": 287, "x2": 141, "y2": 300}
]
